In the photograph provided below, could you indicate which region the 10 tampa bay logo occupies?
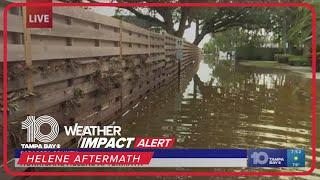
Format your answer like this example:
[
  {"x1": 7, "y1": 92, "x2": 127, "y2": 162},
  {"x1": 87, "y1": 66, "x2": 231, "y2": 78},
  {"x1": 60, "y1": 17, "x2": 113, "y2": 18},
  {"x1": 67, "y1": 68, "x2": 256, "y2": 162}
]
[{"x1": 21, "y1": 115, "x2": 61, "y2": 149}]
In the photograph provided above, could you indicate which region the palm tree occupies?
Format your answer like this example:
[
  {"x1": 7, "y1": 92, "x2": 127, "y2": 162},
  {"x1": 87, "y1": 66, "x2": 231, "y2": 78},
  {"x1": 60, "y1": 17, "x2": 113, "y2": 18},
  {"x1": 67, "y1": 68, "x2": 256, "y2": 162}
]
[{"x1": 286, "y1": 1, "x2": 320, "y2": 70}]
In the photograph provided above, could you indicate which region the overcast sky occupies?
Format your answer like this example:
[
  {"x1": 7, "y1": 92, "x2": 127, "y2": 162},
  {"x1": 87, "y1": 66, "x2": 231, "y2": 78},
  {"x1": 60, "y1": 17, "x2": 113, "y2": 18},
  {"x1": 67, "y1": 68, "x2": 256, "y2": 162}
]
[{"x1": 91, "y1": 7, "x2": 210, "y2": 48}]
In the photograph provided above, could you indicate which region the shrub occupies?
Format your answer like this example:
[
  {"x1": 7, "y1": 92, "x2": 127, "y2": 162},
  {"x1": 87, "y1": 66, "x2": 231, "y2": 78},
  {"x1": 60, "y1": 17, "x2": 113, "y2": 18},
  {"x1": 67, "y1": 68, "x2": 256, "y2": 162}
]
[
  {"x1": 288, "y1": 55, "x2": 310, "y2": 66},
  {"x1": 235, "y1": 47, "x2": 280, "y2": 61},
  {"x1": 274, "y1": 54, "x2": 289, "y2": 63}
]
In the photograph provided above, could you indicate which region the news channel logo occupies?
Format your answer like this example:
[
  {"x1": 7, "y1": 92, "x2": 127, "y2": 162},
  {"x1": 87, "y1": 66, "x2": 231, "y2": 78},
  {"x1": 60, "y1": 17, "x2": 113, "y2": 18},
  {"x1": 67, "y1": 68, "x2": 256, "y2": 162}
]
[
  {"x1": 248, "y1": 149, "x2": 305, "y2": 167},
  {"x1": 22, "y1": 115, "x2": 59, "y2": 143}
]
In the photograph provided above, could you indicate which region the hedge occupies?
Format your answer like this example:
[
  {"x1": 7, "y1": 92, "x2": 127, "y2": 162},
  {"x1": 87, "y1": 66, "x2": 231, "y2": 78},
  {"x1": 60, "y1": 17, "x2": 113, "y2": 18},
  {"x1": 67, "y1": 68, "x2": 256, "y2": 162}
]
[
  {"x1": 274, "y1": 54, "x2": 289, "y2": 63},
  {"x1": 288, "y1": 55, "x2": 310, "y2": 66},
  {"x1": 274, "y1": 54, "x2": 310, "y2": 66},
  {"x1": 235, "y1": 47, "x2": 280, "y2": 61}
]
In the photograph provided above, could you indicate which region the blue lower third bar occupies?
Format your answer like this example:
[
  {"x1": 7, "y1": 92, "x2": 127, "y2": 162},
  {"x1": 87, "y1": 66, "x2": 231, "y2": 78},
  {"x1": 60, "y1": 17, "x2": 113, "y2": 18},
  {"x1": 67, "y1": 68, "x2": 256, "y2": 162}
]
[
  {"x1": 15, "y1": 149, "x2": 247, "y2": 167},
  {"x1": 15, "y1": 148, "x2": 305, "y2": 167},
  {"x1": 148, "y1": 149, "x2": 247, "y2": 167}
]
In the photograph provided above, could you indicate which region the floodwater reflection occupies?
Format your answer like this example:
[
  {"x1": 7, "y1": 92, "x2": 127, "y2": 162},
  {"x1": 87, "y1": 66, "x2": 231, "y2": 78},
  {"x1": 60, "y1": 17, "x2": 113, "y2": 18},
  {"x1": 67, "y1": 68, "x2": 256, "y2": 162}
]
[
  {"x1": 122, "y1": 56, "x2": 312, "y2": 149},
  {"x1": 118, "y1": 56, "x2": 319, "y2": 179}
]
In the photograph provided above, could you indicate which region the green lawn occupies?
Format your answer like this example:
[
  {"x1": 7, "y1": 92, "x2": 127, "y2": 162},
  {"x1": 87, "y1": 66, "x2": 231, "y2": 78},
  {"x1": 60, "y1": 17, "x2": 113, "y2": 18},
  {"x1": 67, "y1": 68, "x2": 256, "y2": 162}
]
[{"x1": 239, "y1": 61, "x2": 284, "y2": 68}]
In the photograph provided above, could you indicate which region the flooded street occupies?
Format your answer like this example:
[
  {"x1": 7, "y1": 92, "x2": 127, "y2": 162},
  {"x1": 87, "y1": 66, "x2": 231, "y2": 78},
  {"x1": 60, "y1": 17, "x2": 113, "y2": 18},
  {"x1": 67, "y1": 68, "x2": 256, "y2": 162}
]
[
  {"x1": 28, "y1": 56, "x2": 320, "y2": 179},
  {"x1": 118, "y1": 55, "x2": 319, "y2": 179}
]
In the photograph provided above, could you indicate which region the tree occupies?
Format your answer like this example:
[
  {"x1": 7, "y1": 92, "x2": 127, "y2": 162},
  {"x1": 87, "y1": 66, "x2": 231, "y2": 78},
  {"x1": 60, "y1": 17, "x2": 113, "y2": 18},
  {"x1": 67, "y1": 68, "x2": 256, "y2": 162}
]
[
  {"x1": 203, "y1": 27, "x2": 271, "y2": 54},
  {"x1": 118, "y1": 5, "x2": 274, "y2": 45},
  {"x1": 287, "y1": 2, "x2": 319, "y2": 46},
  {"x1": 110, "y1": 0, "x2": 302, "y2": 45},
  {"x1": 270, "y1": 1, "x2": 319, "y2": 54},
  {"x1": 191, "y1": 7, "x2": 275, "y2": 45},
  {"x1": 63, "y1": 0, "x2": 303, "y2": 45}
]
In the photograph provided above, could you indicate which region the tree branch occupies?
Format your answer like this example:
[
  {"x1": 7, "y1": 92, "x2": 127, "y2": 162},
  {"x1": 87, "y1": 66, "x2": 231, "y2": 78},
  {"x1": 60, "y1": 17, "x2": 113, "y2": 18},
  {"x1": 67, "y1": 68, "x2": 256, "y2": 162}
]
[{"x1": 121, "y1": 7, "x2": 165, "y2": 27}]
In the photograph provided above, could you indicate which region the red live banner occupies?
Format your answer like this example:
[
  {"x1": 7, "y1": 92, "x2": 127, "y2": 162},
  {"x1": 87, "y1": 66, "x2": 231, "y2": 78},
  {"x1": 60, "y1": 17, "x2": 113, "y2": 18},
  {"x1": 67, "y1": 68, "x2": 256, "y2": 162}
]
[{"x1": 26, "y1": 0, "x2": 52, "y2": 28}]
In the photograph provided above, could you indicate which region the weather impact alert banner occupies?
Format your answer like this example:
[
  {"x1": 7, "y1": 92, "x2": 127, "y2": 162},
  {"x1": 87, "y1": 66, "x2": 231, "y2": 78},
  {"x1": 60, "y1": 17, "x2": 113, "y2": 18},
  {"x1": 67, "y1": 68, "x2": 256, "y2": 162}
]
[{"x1": 16, "y1": 115, "x2": 305, "y2": 168}]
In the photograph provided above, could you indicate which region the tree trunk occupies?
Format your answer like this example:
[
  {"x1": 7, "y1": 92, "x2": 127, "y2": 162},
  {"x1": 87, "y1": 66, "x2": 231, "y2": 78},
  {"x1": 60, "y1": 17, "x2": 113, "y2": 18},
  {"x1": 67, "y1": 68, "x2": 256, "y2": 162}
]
[
  {"x1": 193, "y1": 32, "x2": 206, "y2": 46},
  {"x1": 195, "y1": 19, "x2": 199, "y2": 37},
  {"x1": 175, "y1": 8, "x2": 189, "y2": 38},
  {"x1": 288, "y1": 40, "x2": 294, "y2": 54},
  {"x1": 192, "y1": 20, "x2": 202, "y2": 45},
  {"x1": 163, "y1": 21, "x2": 175, "y2": 35}
]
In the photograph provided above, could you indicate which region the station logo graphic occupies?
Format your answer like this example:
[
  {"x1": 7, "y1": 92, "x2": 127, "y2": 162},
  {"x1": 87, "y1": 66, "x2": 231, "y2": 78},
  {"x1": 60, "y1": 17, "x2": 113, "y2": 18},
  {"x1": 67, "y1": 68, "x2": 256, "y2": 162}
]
[
  {"x1": 250, "y1": 151, "x2": 269, "y2": 165},
  {"x1": 22, "y1": 115, "x2": 59, "y2": 143},
  {"x1": 248, "y1": 149, "x2": 305, "y2": 167},
  {"x1": 21, "y1": 115, "x2": 61, "y2": 149},
  {"x1": 248, "y1": 149, "x2": 287, "y2": 167}
]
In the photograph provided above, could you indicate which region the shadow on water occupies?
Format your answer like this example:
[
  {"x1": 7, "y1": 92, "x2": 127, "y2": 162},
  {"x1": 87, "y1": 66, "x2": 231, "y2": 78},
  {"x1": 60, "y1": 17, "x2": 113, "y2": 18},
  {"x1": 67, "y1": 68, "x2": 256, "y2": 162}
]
[{"x1": 27, "y1": 55, "x2": 320, "y2": 180}]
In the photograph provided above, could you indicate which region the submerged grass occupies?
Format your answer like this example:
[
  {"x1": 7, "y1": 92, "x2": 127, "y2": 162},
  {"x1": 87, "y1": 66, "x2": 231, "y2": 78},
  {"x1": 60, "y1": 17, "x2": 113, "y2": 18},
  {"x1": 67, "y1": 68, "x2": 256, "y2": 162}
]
[{"x1": 239, "y1": 61, "x2": 284, "y2": 68}]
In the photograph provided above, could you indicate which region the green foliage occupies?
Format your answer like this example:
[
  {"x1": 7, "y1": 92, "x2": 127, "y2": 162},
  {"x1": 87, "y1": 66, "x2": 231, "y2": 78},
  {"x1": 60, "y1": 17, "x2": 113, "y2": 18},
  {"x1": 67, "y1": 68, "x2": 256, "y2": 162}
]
[
  {"x1": 275, "y1": 1, "x2": 320, "y2": 52},
  {"x1": 287, "y1": 7, "x2": 312, "y2": 46},
  {"x1": 193, "y1": 7, "x2": 275, "y2": 45},
  {"x1": 203, "y1": 27, "x2": 271, "y2": 54},
  {"x1": 203, "y1": 39, "x2": 216, "y2": 54},
  {"x1": 288, "y1": 55, "x2": 310, "y2": 66},
  {"x1": 235, "y1": 47, "x2": 279, "y2": 61},
  {"x1": 111, "y1": 3, "x2": 278, "y2": 45},
  {"x1": 274, "y1": 53, "x2": 290, "y2": 63},
  {"x1": 8, "y1": 102, "x2": 19, "y2": 114},
  {"x1": 74, "y1": 88, "x2": 84, "y2": 99},
  {"x1": 274, "y1": 53, "x2": 310, "y2": 66},
  {"x1": 221, "y1": 60, "x2": 232, "y2": 66},
  {"x1": 63, "y1": 0, "x2": 313, "y2": 47}
]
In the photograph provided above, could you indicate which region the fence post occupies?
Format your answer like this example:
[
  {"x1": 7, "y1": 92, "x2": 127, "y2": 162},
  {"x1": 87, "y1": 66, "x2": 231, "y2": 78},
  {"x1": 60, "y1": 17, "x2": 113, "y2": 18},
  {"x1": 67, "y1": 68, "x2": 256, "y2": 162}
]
[
  {"x1": 148, "y1": 31, "x2": 151, "y2": 57},
  {"x1": 119, "y1": 18, "x2": 123, "y2": 111},
  {"x1": 119, "y1": 19, "x2": 123, "y2": 61},
  {"x1": 22, "y1": 7, "x2": 35, "y2": 115}
]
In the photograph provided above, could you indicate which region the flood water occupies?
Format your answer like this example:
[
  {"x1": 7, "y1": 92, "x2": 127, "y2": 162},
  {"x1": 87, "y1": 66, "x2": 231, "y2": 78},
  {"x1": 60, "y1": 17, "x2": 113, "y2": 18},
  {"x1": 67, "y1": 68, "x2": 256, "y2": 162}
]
[{"x1": 27, "y1": 56, "x2": 320, "y2": 180}]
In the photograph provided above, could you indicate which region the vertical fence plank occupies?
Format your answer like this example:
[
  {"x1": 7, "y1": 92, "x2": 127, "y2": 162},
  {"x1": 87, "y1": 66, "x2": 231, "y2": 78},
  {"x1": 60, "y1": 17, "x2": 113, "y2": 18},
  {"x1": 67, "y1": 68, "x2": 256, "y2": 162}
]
[
  {"x1": 22, "y1": 7, "x2": 35, "y2": 115},
  {"x1": 119, "y1": 19, "x2": 123, "y2": 61},
  {"x1": 148, "y1": 31, "x2": 151, "y2": 57},
  {"x1": 119, "y1": 18, "x2": 123, "y2": 111}
]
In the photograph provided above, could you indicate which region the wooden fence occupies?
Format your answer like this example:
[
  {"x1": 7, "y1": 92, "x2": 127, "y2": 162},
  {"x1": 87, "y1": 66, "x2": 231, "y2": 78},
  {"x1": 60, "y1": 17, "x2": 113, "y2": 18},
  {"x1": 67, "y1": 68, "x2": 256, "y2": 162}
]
[{"x1": 0, "y1": 6, "x2": 202, "y2": 150}]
